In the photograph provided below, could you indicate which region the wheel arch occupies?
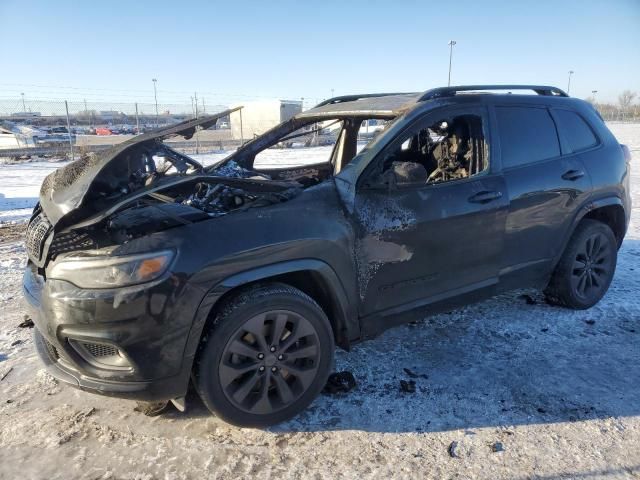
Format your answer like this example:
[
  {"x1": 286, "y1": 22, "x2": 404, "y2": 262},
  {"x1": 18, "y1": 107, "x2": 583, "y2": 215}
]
[
  {"x1": 553, "y1": 196, "x2": 627, "y2": 269},
  {"x1": 183, "y1": 259, "x2": 357, "y2": 370}
]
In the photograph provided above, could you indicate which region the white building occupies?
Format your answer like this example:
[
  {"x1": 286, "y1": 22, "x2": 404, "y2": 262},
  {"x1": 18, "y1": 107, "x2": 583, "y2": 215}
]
[{"x1": 230, "y1": 99, "x2": 302, "y2": 141}]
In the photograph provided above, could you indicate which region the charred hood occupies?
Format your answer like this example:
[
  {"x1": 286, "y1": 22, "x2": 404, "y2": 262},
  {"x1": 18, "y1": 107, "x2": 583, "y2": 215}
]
[{"x1": 39, "y1": 108, "x2": 239, "y2": 228}]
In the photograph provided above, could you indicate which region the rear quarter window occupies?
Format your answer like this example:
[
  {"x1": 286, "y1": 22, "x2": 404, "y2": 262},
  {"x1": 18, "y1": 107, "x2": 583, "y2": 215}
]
[
  {"x1": 496, "y1": 106, "x2": 560, "y2": 169},
  {"x1": 553, "y1": 109, "x2": 598, "y2": 153}
]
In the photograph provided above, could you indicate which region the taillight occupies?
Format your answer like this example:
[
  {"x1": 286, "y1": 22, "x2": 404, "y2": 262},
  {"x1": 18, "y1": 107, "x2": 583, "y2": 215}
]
[{"x1": 621, "y1": 144, "x2": 632, "y2": 163}]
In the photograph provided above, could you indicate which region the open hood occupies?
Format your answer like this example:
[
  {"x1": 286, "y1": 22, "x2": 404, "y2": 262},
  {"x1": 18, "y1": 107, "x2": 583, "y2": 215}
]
[{"x1": 39, "y1": 108, "x2": 239, "y2": 228}]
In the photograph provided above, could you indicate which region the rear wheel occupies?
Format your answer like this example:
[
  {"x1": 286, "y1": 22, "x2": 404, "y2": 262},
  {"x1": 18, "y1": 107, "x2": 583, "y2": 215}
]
[
  {"x1": 195, "y1": 283, "x2": 334, "y2": 427},
  {"x1": 545, "y1": 219, "x2": 617, "y2": 309}
]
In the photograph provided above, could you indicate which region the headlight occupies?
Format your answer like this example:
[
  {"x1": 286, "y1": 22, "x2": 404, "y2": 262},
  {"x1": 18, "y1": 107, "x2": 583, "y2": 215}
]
[{"x1": 49, "y1": 250, "x2": 174, "y2": 289}]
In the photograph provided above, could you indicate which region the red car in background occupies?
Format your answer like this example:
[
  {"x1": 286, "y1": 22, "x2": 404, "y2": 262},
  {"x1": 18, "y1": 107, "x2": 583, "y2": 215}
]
[{"x1": 95, "y1": 127, "x2": 112, "y2": 136}]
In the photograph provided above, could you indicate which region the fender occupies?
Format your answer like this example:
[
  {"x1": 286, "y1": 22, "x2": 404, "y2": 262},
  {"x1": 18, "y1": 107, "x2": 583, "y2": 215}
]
[
  {"x1": 181, "y1": 259, "x2": 357, "y2": 371},
  {"x1": 551, "y1": 195, "x2": 626, "y2": 268}
]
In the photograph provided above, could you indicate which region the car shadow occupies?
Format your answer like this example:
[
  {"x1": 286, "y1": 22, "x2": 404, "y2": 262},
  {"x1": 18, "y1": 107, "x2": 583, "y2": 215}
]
[{"x1": 177, "y1": 239, "x2": 640, "y2": 433}]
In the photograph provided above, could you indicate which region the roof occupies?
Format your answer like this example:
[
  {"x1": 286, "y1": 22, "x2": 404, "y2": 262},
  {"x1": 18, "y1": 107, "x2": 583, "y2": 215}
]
[
  {"x1": 299, "y1": 93, "x2": 421, "y2": 119},
  {"x1": 298, "y1": 85, "x2": 569, "y2": 120}
]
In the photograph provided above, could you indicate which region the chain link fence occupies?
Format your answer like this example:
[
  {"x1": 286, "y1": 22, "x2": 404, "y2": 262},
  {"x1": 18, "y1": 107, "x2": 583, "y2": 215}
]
[{"x1": 1, "y1": 95, "x2": 638, "y2": 162}]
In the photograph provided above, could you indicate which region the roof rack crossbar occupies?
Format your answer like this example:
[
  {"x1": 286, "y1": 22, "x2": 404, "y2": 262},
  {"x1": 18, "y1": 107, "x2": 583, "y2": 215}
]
[
  {"x1": 419, "y1": 85, "x2": 568, "y2": 101},
  {"x1": 314, "y1": 92, "x2": 416, "y2": 108}
]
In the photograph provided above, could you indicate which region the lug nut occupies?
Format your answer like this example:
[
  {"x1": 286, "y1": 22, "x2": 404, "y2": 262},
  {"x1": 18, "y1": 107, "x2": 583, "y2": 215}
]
[
  {"x1": 257, "y1": 353, "x2": 264, "y2": 360},
  {"x1": 259, "y1": 366, "x2": 265, "y2": 372},
  {"x1": 270, "y1": 346, "x2": 276, "y2": 352},
  {"x1": 277, "y1": 354, "x2": 284, "y2": 360},
  {"x1": 271, "y1": 366, "x2": 277, "y2": 372}
]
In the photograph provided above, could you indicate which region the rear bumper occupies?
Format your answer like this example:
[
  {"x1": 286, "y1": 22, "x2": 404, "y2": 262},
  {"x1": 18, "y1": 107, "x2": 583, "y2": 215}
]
[{"x1": 23, "y1": 262, "x2": 195, "y2": 402}]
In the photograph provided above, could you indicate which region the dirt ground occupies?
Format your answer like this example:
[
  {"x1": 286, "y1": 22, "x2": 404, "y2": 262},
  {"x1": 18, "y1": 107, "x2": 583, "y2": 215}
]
[{"x1": 0, "y1": 124, "x2": 639, "y2": 479}]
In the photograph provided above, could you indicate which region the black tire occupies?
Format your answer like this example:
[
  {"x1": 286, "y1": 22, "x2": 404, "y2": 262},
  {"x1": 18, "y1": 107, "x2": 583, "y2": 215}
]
[
  {"x1": 545, "y1": 219, "x2": 618, "y2": 309},
  {"x1": 194, "y1": 283, "x2": 334, "y2": 427}
]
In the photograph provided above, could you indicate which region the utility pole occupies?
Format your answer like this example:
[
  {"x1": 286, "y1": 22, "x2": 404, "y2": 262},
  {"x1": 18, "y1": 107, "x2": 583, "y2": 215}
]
[
  {"x1": 448, "y1": 40, "x2": 456, "y2": 87},
  {"x1": 21, "y1": 93, "x2": 26, "y2": 112},
  {"x1": 567, "y1": 70, "x2": 574, "y2": 94},
  {"x1": 135, "y1": 102, "x2": 140, "y2": 135},
  {"x1": 64, "y1": 100, "x2": 74, "y2": 161},
  {"x1": 194, "y1": 92, "x2": 199, "y2": 154},
  {"x1": 152, "y1": 78, "x2": 159, "y2": 128}
]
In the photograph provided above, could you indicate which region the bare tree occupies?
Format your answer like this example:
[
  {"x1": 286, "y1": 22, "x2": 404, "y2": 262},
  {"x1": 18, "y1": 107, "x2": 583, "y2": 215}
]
[
  {"x1": 584, "y1": 95, "x2": 596, "y2": 105},
  {"x1": 618, "y1": 90, "x2": 637, "y2": 109}
]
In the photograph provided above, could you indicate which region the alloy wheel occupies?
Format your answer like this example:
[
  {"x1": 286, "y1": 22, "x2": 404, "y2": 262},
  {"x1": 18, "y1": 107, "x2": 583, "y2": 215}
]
[
  {"x1": 218, "y1": 310, "x2": 321, "y2": 415},
  {"x1": 571, "y1": 232, "x2": 613, "y2": 299}
]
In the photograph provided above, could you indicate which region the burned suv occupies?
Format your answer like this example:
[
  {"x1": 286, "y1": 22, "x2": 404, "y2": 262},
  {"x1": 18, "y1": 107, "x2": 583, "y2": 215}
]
[{"x1": 24, "y1": 85, "x2": 631, "y2": 427}]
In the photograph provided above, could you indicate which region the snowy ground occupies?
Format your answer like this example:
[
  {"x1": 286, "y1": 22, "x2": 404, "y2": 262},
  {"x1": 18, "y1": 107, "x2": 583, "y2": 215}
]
[{"x1": 0, "y1": 124, "x2": 638, "y2": 479}]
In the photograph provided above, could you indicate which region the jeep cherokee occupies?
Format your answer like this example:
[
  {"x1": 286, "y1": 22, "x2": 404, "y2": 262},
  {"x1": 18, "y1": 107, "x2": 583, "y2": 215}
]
[{"x1": 23, "y1": 85, "x2": 632, "y2": 427}]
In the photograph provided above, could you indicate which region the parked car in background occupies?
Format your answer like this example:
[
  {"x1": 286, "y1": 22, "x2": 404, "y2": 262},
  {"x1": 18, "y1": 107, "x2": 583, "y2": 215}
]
[
  {"x1": 24, "y1": 86, "x2": 631, "y2": 427},
  {"x1": 95, "y1": 127, "x2": 112, "y2": 135}
]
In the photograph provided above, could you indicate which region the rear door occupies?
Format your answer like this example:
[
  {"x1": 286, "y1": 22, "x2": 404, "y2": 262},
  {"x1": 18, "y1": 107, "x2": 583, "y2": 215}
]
[{"x1": 495, "y1": 104, "x2": 592, "y2": 285}]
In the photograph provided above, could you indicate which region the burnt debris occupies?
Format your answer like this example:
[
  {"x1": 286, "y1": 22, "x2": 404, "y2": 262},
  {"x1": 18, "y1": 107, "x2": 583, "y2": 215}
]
[
  {"x1": 18, "y1": 315, "x2": 34, "y2": 328},
  {"x1": 322, "y1": 371, "x2": 357, "y2": 395},
  {"x1": 183, "y1": 181, "x2": 302, "y2": 217}
]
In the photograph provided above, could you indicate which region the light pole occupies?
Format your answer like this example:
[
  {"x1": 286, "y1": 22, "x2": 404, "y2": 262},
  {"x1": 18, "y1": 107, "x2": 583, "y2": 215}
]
[
  {"x1": 152, "y1": 78, "x2": 159, "y2": 128},
  {"x1": 20, "y1": 93, "x2": 26, "y2": 112},
  {"x1": 567, "y1": 70, "x2": 574, "y2": 94},
  {"x1": 591, "y1": 90, "x2": 598, "y2": 104},
  {"x1": 448, "y1": 40, "x2": 456, "y2": 87}
]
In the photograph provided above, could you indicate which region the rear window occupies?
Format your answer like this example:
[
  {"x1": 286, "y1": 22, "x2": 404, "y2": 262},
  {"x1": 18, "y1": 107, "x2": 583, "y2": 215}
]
[
  {"x1": 554, "y1": 109, "x2": 598, "y2": 153},
  {"x1": 496, "y1": 106, "x2": 560, "y2": 168}
]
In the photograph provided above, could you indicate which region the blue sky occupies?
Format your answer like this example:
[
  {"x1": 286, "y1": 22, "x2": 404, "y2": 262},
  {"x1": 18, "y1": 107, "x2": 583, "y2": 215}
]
[{"x1": 0, "y1": 0, "x2": 638, "y2": 106}]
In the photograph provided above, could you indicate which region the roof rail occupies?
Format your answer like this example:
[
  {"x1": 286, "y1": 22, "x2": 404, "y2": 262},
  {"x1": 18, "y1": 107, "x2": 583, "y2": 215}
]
[
  {"x1": 419, "y1": 85, "x2": 568, "y2": 101},
  {"x1": 314, "y1": 92, "x2": 416, "y2": 108}
]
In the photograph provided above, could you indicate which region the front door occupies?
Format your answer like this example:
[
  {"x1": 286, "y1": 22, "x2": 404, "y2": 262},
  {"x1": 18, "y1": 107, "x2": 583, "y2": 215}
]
[{"x1": 353, "y1": 106, "x2": 509, "y2": 316}]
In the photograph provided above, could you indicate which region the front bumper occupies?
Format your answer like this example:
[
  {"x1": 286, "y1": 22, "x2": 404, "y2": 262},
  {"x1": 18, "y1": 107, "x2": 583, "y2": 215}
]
[{"x1": 23, "y1": 262, "x2": 197, "y2": 401}]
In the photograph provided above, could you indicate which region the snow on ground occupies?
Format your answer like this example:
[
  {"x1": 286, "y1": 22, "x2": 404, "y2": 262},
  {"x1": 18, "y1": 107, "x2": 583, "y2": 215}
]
[{"x1": 0, "y1": 124, "x2": 638, "y2": 479}]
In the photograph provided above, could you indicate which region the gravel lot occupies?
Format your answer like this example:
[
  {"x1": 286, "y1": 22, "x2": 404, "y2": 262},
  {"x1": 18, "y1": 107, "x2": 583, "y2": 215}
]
[{"x1": 0, "y1": 124, "x2": 638, "y2": 479}]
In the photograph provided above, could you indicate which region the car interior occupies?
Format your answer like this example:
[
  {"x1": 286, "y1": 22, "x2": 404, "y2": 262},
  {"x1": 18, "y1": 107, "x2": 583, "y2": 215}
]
[{"x1": 376, "y1": 114, "x2": 488, "y2": 186}]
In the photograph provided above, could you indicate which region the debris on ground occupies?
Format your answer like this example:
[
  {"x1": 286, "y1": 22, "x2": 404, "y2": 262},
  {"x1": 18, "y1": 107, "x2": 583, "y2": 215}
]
[
  {"x1": 400, "y1": 379, "x2": 416, "y2": 393},
  {"x1": 491, "y1": 441, "x2": 505, "y2": 452},
  {"x1": 1, "y1": 367, "x2": 14, "y2": 381},
  {"x1": 541, "y1": 327, "x2": 549, "y2": 332},
  {"x1": 18, "y1": 315, "x2": 34, "y2": 328},
  {"x1": 585, "y1": 319, "x2": 596, "y2": 325},
  {"x1": 322, "y1": 371, "x2": 357, "y2": 395},
  {"x1": 537, "y1": 407, "x2": 547, "y2": 414},
  {"x1": 518, "y1": 294, "x2": 537, "y2": 305},
  {"x1": 403, "y1": 367, "x2": 428, "y2": 379},
  {"x1": 448, "y1": 441, "x2": 460, "y2": 458},
  {"x1": 134, "y1": 401, "x2": 170, "y2": 417},
  {"x1": 11, "y1": 340, "x2": 22, "y2": 346}
]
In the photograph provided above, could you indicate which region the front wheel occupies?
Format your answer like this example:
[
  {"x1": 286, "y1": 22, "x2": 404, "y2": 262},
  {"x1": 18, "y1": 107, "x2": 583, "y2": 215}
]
[
  {"x1": 195, "y1": 283, "x2": 334, "y2": 427},
  {"x1": 545, "y1": 219, "x2": 618, "y2": 309}
]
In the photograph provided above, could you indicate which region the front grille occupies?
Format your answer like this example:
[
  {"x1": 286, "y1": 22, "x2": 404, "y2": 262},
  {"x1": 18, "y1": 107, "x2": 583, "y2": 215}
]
[
  {"x1": 49, "y1": 231, "x2": 96, "y2": 258},
  {"x1": 25, "y1": 213, "x2": 51, "y2": 263},
  {"x1": 82, "y1": 342, "x2": 119, "y2": 358}
]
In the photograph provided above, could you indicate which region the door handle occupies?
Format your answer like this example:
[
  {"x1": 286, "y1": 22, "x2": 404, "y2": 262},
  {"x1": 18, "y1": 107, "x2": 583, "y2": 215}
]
[
  {"x1": 468, "y1": 190, "x2": 503, "y2": 204},
  {"x1": 561, "y1": 169, "x2": 585, "y2": 181}
]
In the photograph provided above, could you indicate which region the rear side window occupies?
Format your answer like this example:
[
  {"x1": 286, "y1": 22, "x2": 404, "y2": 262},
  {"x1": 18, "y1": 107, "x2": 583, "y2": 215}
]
[
  {"x1": 496, "y1": 106, "x2": 560, "y2": 168},
  {"x1": 554, "y1": 109, "x2": 598, "y2": 153}
]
